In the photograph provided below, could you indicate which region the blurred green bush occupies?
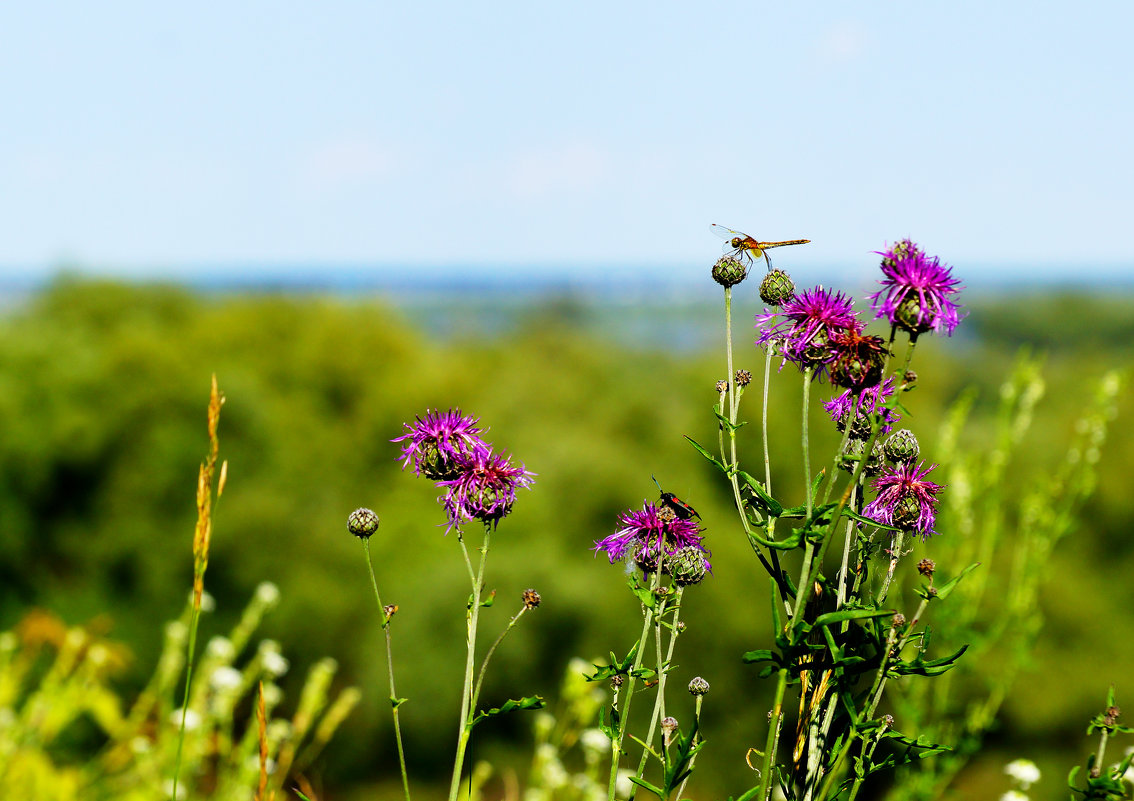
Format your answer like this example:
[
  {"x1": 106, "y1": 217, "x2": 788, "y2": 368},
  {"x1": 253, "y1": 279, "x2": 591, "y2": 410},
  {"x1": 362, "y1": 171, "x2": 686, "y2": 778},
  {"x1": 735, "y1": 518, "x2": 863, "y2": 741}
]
[{"x1": 0, "y1": 277, "x2": 1130, "y2": 798}]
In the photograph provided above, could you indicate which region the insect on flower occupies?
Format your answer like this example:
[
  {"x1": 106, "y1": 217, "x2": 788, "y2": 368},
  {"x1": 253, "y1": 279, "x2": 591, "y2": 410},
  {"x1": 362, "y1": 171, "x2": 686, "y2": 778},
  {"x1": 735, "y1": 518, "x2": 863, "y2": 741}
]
[
  {"x1": 712, "y1": 223, "x2": 810, "y2": 271},
  {"x1": 652, "y1": 476, "x2": 701, "y2": 521}
]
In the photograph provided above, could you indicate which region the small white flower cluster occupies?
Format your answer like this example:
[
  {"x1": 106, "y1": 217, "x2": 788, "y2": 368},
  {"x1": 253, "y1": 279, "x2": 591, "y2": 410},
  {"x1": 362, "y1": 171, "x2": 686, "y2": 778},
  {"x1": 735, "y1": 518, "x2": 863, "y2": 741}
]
[{"x1": 1001, "y1": 757, "x2": 1041, "y2": 801}]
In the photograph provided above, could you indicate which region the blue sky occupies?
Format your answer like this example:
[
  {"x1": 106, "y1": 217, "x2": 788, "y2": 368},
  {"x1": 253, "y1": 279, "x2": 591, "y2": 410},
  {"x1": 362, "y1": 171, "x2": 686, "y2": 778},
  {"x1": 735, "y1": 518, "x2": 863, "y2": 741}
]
[{"x1": 2, "y1": 1, "x2": 1132, "y2": 283}]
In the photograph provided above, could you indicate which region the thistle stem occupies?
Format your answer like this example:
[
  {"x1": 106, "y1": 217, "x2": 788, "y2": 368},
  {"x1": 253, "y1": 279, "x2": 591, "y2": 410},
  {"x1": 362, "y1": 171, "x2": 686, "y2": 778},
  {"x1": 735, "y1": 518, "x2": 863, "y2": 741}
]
[
  {"x1": 759, "y1": 668, "x2": 789, "y2": 801},
  {"x1": 630, "y1": 588, "x2": 685, "y2": 786},
  {"x1": 448, "y1": 523, "x2": 492, "y2": 801},
  {"x1": 609, "y1": 573, "x2": 660, "y2": 801},
  {"x1": 471, "y1": 606, "x2": 529, "y2": 712},
  {"x1": 721, "y1": 287, "x2": 783, "y2": 589},
  {"x1": 364, "y1": 540, "x2": 412, "y2": 801}
]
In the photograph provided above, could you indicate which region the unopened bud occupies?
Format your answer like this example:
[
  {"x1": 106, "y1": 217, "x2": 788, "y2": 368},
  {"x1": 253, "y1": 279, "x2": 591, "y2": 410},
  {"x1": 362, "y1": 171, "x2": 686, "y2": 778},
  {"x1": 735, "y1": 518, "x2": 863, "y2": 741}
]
[
  {"x1": 883, "y1": 429, "x2": 920, "y2": 464},
  {"x1": 715, "y1": 379, "x2": 729, "y2": 394},
  {"x1": 348, "y1": 508, "x2": 380, "y2": 539},
  {"x1": 664, "y1": 546, "x2": 709, "y2": 586},
  {"x1": 917, "y1": 559, "x2": 935, "y2": 578},
  {"x1": 712, "y1": 256, "x2": 748, "y2": 288},
  {"x1": 735, "y1": 370, "x2": 752, "y2": 387},
  {"x1": 688, "y1": 676, "x2": 710, "y2": 696},
  {"x1": 759, "y1": 269, "x2": 795, "y2": 306},
  {"x1": 522, "y1": 588, "x2": 541, "y2": 609}
]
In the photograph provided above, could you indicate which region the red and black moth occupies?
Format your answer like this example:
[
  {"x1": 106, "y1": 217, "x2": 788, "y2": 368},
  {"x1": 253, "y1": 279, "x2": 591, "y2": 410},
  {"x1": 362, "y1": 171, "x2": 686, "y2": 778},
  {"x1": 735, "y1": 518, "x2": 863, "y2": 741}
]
[{"x1": 652, "y1": 476, "x2": 702, "y2": 521}]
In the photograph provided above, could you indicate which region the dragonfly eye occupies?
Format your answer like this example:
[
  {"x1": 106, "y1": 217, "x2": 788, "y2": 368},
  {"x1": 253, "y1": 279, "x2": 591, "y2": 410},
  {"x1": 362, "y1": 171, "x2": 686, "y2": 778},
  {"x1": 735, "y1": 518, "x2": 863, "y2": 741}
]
[{"x1": 731, "y1": 238, "x2": 742, "y2": 248}]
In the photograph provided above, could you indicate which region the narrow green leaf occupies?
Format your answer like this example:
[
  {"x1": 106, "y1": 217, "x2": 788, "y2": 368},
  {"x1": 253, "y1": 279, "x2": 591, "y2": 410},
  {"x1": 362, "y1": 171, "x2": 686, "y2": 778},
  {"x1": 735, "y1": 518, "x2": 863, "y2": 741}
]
[
  {"x1": 769, "y1": 578, "x2": 783, "y2": 636},
  {"x1": 734, "y1": 786, "x2": 763, "y2": 801},
  {"x1": 713, "y1": 409, "x2": 747, "y2": 432},
  {"x1": 811, "y1": 469, "x2": 826, "y2": 497},
  {"x1": 741, "y1": 649, "x2": 779, "y2": 665},
  {"x1": 842, "y1": 508, "x2": 901, "y2": 532},
  {"x1": 933, "y1": 562, "x2": 981, "y2": 600},
  {"x1": 892, "y1": 644, "x2": 970, "y2": 676},
  {"x1": 683, "y1": 435, "x2": 727, "y2": 472},
  {"x1": 390, "y1": 696, "x2": 408, "y2": 709},
  {"x1": 470, "y1": 695, "x2": 546, "y2": 727},
  {"x1": 629, "y1": 777, "x2": 665, "y2": 799},
  {"x1": 747, "y1": 527, "x2": 803, "y2": 551},
  {"x1": 812, "y1": 608, "x2": 895, "y2": 629},
  {"x1": 737, "y1": 471, "x2": 784, "y2": 517}
]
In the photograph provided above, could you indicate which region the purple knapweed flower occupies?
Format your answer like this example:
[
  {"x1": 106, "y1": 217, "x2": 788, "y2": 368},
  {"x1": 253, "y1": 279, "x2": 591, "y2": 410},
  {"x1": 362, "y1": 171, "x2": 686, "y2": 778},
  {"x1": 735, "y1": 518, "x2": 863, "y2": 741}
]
[
  {"x1": 756, "y1": 286, "x2": 861, "y2": 375},
  {"x1": 594, "y1": 502, "x2": 711, "y2": 576},
  {"x1": 823, "y1": 378, "x2": 901, "y2": 438},
  {"x1": 863, "y1": 461, "x2": 944, "y2": 539},
  {"x1": 438, "y1": 443, "x2": 535, "y2": 529},
  {"x1": 393, "y1": 408, "x2": 487, "y2": 480},
  {"x1": 868, "y1": 240, "x2": 963, "y2": 336}
]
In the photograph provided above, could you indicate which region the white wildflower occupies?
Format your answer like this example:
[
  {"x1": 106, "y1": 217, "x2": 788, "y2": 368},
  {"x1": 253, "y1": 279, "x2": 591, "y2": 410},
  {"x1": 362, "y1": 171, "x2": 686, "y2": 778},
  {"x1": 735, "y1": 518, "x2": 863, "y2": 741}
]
[
  {"x1": 206, "y1": 636, "x2": 234, "y2": 660},
  {"x1": 169, "y1": 708, "x2": 201, "y2": 731},
  {"x1": 1000, "y1": 791, "x2": 1029, "y2": 801},
  {"x1": 580, "y1": 728, "x2": 611, "y2": 754},
  {"x1": 260, "y1": 683, "x2": 283, "y2": 706},
  {"x1": 210, "y1": 666, "x2": 243, "y2": 692},
  {"x1": 1005, "y1": 758, "x2": 1041, "y2": 789},
  {"x1": 245, "y1": 755, "x2": 276, "y2": 775},
  {"x1": 262, "y1": 650, "x2": 289, "y2": 678},
  {"x1": 255, "y1": 582, "x2": 281, "y2": 606},
  {"x1": 615, "y1": 769, "x2": 635, "y2": 798}
]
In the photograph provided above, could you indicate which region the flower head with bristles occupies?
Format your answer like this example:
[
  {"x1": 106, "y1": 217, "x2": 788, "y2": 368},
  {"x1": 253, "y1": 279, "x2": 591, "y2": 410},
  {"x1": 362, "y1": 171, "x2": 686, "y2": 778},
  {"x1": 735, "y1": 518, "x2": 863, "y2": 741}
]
[
  {"x1": 438, "y1": 443, "x2": 535, "y2": 529},
  {"x1": 863, "y1": 461, "x2": 944, "y2": 539},
  {"x1": 868, "y1": 240, "x2": 963, "y2": 336},
  {"x1": 593, "y1": 502, "x2": 710, "y2": 575},
  {"x1": 823, "y1": 378, "x2": 901, "y2": 439},
  {"x1": 393, "y1": 408, "x2": 487, "y2": 480},
  {"x1": 756, "y1": 286, "x2": 861, "y2": 375}
]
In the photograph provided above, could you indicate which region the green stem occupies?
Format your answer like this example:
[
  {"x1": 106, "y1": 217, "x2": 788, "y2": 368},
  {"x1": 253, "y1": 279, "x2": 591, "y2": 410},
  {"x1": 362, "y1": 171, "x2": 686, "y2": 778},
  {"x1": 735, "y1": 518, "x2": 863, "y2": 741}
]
[
  {"x1": 470, "y1": 606, "x2": 528, "y2": 712},
  {"x1": 821, "y1": 392, "x2": 862, "y2": 508},
  {"x1": 364, "y1": 539, "x2": 412, "y2": 801},
  {"x1": 630, "y1": 588, "x2": 685, "y2": 786},
  {"x1": 790, "y1": 368, "x2": 816, "y2": 624},
  {"x1": 758, "y1": 668, "x2": 789, "y2": 801},
  {"x1": 876, "y1": 531, "x2": 906, "y2": 606},
  {"x1": 170, "y1": 598, "x2": 201, "y2": 800},
  {"x1": 609, "y1": 574, "x2": 660, "y2": 801},
  {"x1": 802, "y1": 367, "x2": 813, "y2": 521},
  {"x1": 674, "y1": 694, "x2": 703, "y2": 801},
  {"x1": 448, "y1": 523, "x2": 492, "y2": 801},
  {"x1": 720, "y1": 288, "x2": 783, "y2": 591}
]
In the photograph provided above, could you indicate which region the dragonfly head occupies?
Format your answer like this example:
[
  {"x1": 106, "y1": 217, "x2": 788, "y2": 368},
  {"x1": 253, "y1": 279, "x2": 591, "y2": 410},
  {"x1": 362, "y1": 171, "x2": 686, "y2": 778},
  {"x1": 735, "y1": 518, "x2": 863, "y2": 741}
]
[{"x1": 730, "y1": 237, "x2": 744, "y2": 248}]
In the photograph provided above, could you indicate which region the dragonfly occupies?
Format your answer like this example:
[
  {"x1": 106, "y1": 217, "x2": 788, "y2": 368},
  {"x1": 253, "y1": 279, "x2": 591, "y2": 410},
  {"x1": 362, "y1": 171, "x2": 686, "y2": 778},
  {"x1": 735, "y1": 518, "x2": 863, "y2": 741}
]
[{"x1": 711, "y1": 224, "x2": 810, "y2": 270}]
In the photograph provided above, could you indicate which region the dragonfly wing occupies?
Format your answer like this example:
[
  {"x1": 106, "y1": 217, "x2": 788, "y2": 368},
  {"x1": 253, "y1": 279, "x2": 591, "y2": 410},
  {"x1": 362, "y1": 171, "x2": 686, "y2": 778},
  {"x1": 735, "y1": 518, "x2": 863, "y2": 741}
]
[{"x1": 711, "y1": 223, "x2": 751, "y2": 241}]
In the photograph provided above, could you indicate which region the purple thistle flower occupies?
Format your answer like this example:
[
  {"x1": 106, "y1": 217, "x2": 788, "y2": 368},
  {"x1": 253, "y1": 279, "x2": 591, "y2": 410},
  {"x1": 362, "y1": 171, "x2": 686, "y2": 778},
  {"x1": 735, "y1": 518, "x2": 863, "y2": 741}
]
[
  {"x1": 438, "y1": 443, "x2": 535, "y2": 529},
  {"x1": 823, "y1": 378, "x2": 901, "y2": 438},
  {"x1": 863, "y1": 461, "x2": 944, "y2": 540},
  {"x1": 393, "y1": 408, "x2": 487, "y2": 480},
  {"x1": 756, "y1": 286, "x2": 861, "y2": 375},
  {"x1": 868, "y1": 240, "x2": 964, "y2": 336},
  {"x1": 593, "y1": 502, "x2": 711, "y2": 575}
]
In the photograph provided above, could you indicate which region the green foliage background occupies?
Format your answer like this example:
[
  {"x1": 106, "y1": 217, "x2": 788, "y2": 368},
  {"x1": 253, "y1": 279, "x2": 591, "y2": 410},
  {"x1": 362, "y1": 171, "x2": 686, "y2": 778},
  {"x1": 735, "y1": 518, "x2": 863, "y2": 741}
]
[{"x1": 1, "y1": 277, "x2": 1131, "y2": 798}]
